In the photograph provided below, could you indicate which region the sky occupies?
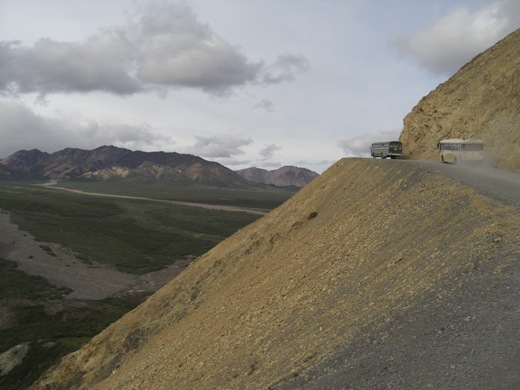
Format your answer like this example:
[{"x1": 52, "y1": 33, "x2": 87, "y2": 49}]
[{"x1": 1, "y1": 0, "x2": 519, "y2": 173}]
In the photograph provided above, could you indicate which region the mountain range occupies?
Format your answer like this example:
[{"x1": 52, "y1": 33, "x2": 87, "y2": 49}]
[
  {"x1": 236, "y1": 166, "x2": 319, "y2": 188},
  {"x1": 0, "y1": 146, "x2": 318, "y2": 188}
]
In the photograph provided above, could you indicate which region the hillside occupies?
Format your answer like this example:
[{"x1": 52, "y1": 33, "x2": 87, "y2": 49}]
[
  {"x1": 236, "y1": 166, "x2": 319, "y2": 188},
  {"x1": 400, "y1": 28, "x2": 520, "y2": 171},
  {"x1": 0, "y1": 146, "x2": 255, "y2": 188},
  {"x1": 0, "y1": 163, "x2": 10, "y2": 179},
  {"x1": 32, "y1": 158, "x2": 520, "y2": 389}
]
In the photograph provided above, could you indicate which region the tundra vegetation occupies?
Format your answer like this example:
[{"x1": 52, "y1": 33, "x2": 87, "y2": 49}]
[{"x1": 0, "y1": 180, "x2": 295, "y2": 389}]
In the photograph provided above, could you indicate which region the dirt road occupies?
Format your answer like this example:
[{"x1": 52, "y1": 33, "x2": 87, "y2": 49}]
[
  {"x1": 40, "y1": 183, "x2": 268, "y2": 215},
  {"x1": 410, "y1": 160, "x2": 520, "y2": 207}
]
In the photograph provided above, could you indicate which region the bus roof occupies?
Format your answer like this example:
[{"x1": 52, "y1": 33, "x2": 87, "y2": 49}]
[
  {"x1": 371, "y1": 140, "x2": 402, "y2": 145},
  {"x1": 438, "y1": 138, "x2": 483, "y2": 144}
]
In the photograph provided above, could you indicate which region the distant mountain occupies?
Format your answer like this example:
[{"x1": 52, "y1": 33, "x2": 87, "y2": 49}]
[
  {"x1": 236, "y1": 166, "x2": 319, "y2": 188},
  {"x1": 0, "y1": 162, "x2": 11, "y2": 178},
  {"x1": 0, "y1": 146, "x2": 255, "y2": 188}
]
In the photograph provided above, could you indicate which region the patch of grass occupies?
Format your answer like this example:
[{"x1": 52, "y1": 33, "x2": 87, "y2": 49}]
[
  {"x1": 0, "y1": 293, "x2": 148, "y2": 390},
  {"x1": 0, "y1": 181, "x2": 295, "y2": 388},
  {"x1": 0, "y1": 258, "x2": 71, "y2": 299},
  {"x1": 0, "y1": 184, "x2": 265, "y2": 274},
  {"x1": 0, "y1": 340, "x2": 70, "y2": 390}
]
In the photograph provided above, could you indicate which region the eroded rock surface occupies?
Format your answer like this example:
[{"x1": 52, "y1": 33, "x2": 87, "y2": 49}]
[{"x1": 400, "y1": 28, "x2": 520, "y2": 172}]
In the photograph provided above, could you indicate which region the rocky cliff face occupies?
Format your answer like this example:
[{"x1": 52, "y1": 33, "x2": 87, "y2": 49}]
[
  {"x1": 400, "y1": 28, "x2": 520, "y2": 171},
  {"x1": 236, "y1": 166, "x2": 319, "y2": 188},
  {"x1": 31, "y1": 158, "x2": 520, "y2": 390}
]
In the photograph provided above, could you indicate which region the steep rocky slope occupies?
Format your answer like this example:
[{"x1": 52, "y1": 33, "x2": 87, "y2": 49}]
[
  {"x1": 32, "y1": 158, "x2": 520, "y2": 389},
  {"x1": 400, "y1": 28, "x2": 520, "y2": 171}
]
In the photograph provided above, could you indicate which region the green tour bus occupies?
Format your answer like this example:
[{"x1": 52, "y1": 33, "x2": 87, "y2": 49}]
[{"x1": 370, "y1": 141, "x2": 403, "y2": 159}]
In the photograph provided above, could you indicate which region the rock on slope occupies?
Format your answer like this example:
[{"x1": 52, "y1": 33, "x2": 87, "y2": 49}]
[
  {"x1": 32, "y1": 158, "x2": 519, "y2": 390},
  {"x1": 400, "y1": 28, "x2": 520, "y2": 171}
]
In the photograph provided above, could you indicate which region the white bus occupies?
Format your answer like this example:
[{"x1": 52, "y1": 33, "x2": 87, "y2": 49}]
[{"x1": 437, "y1": 138, "x2": 484, "y2": 164}]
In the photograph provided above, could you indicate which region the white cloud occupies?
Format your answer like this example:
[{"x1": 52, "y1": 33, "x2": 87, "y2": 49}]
[
  {"x1": 133, "y1": 2, "x2": 262, "y2": 94},
  {"x1": 254, "y1": 99, "x2": 275, "y2": 112},
  {"x1": 259, "y1": 143, "x2": 281, "y2": 160},
  {"x1": 0, "y1": 33, "x2": 140, "y2": 96},
  {"x1": 395, "y1": 0, "x2": 520, "y2": 76},
  {"x1": 180, "y1": 134, "x2": 253, "y2": 159},
  {"x1": 261, "y1": 54, "x2": 310, "y2": 84},
  {"x1": 0, "y1": 100, "x2": 167, "y2": 158},
  {"x1": 0, "y1": 2, "x2": 309, "y2": 97}
]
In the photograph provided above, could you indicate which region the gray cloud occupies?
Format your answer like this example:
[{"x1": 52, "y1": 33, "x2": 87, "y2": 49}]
[
  {"x1": 337, "y1": 129, "x2": 401, "y2": 157},
  {"x1": 254, "y1": 99, "x2": 275, "y2": 112},
  {"x1": 0, "y1": 2, "x2": 308, "y2": 97},
  {"x1": 0, "y1": 33, "x2": 140, "y2": 96},
  {"x1": 0, "y1": 100, "x2": 168, "y2": 158},
  {"x1": 262, "y1": 54, "x2": 310, "y2": 84},
  {"x1": 259, "y1": 143, "x2": 281, "y2": 159},
  {"x1": 395, "y1": 0, "x2": 520, "y2": 76},
  {"x1": 181, "y1": 134, "x2": 253, "y2": 158},
  {"x1": 133, "y1": 2, "x2": 262, "y2": 94}
]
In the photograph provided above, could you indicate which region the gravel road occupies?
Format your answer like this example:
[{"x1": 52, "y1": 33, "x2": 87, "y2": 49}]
[
  {"x1": 42, "y1": 184, "x2": 268, "y2": 215},
  {"x1": 410, "y1": 160, "x2": 520, "y2": 207},
  {"x1": 275, "y1": 159, "x2": 520, "y2": 390}
]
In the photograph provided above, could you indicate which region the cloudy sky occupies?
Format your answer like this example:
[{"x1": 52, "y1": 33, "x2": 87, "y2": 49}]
[{"x1": 1, "y1": 0, "x2": 519, "y2": 173}]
